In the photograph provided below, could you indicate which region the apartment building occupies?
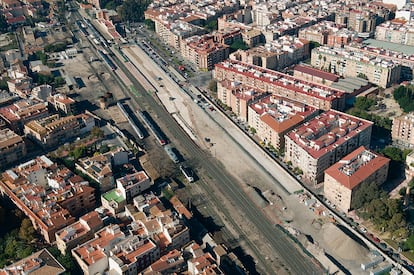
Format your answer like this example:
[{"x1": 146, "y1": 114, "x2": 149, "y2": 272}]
[
  {"x1": 187, "y1": 251, "x2": 223, "y2": 274},
  {"x1": 108, "y1": 238, "x2": 159, "y2": 275},
  {"x1": 180, "y1": 35, "x2": 229, "y2": 71},
  {"x1": 299, "y1": 21, "x2": 356, "y2": 46},
  {"x1": 217, "y1": 80, "x2": 264, "y2": 122},
  {"x1": 158, "y1": 20, "x2": 206, "y2": 50},
  {"x1": 248, "y1": 94, "x2": 318, "y2": 150},
  {"x1": 261, "y1": 17, "x2": 315, "y2": 42},
  {"x1": 72, "y1": 224, "x2": 125, "y2": 275},
  {"x1": 324, "y1": 146, "x2": 390, "y2": 212},
  {"x1": 0, "y1": 100, "x2": 49, "y2": 134},
  {"x1": 0, "y1": 249, "x2": 65, "y2": 275},
  {"x1": 0, "y1": 128, "x2": 26, "y2": 169},
  {"x1": 169, "y1": 195, "x2": 193, "y2": 220},
  {"x1": 230, "y1": 35, "x2": 309, "y2": 71},
  {"x1": 7, "y1": 77, "x2": 32, "y2": 97},
  {"x1": 348, "y1": 10, "x2": 376, "y2": 34},
  {"x1": 285, "y1": 110, "x2": 373, "y2": 183},
  {"x1": 375, "y1": 19, "x2": 414, "y2": 46},
  {"x1": 145, "y1": 7, "x2": 206, "y2": 50},
  {"x1": 116, "y1": 171, "x2": 151, "y2": 203},
  {"x1": 76, "y1": 148, "x2": 129, "y2": 192},
  {"x1": 24, "y1": 114, "x2": 83, "y2": 148},
  {"x1": 56, "y1": 211, "x2": 104, "y2": 255},
  {"x1": 214, "y1": 60, "x2": 346, "y2": 111},
  {"x1": 72, "y1": 224, "x2": 161, "y2": 275},
  {"x1": 31, "y1": 84, "x2": 52, "y2": 101},
  {"x1": 311, "y1": 46, "x2": 401, "y2": 88},
  {"x1": 293, "y1": 64, "x2": 339, "y2": 86},
  {"x1": 129, "y1": 193, "x2": 191, "y2": 253},
  {"x1": 350, "y1": 43, "x2": 414, "y2": 81},
  {"x1": 101, "y1": 188, "x2": 126, "y2": 215},
  {"x1": 143, "y1": 249, "x2": 185, "y2": 274},
  {"x1": 392, "y1": 113, "x2": 414, "y2": 148},
  {"x1": 0, "y1": 156, "x2": 96, "y2": 243},
  {"x1": 48, "y1": 93, "x2": 77, "y2": 115},
  {"x1": 212, "y1": 28, "x2": 242, "y2": 46}
]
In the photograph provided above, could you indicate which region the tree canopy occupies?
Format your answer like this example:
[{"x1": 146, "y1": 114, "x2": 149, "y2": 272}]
[
  {"x1": 393, "y1": 85, "x2": 414, "y2": 113},
  {"x1": 0, "y1": 15, "x2": 9, "y2": 33},
  {"x1": 351, "y1": 181, "x2": 385, "y2": 210},
  {"x1": 354, "y1": 97, "x2": 376, "y2": 111},
  {"x1": 18, "y1": 219, "x2": 35, "y2": 242},
  {"x1": 144, "y1": 19, "x2": 155, "y2": 31},
  {"x1": 229, "y1": 39, "x2": 248, "y2": 52},
  {"x1": 204, "y1": 19, "x2": 217, "y2": 32},
  {"x1": 117, "y1": 0, "x2": 151, "y2": 22},
  {"x1": 44, "y1": 42, "x2": 67, "y2": 53},
  {"x1": 347, "y1": 107, "x2": 392, "y2": 130}
]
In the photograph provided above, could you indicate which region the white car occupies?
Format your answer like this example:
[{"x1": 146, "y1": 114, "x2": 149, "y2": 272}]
[{"x1": 360, "y1": 227, "x2": 367, "y2": 233}]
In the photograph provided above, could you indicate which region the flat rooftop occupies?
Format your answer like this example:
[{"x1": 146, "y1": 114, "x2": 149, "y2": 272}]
[
  {"x1": 287, "y1": 110, "x2": 373, "y2": 159},
  {"x1": 363, "y1": 39, "x2": 414, "y2": 55},
  {"x1": 102, "y1": 189, "x2": 125, "y2": 203},
  {"x1": 215, "y1": 60, "x2": 345, "y2": 102},
  {"x1": 325, "y1": 146, "x2": 390, "y2": 189}
]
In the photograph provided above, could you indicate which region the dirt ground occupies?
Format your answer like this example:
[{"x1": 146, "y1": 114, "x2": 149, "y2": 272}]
[{"x1": 370, "y1": 85, "x2": 404, "y2": 119}]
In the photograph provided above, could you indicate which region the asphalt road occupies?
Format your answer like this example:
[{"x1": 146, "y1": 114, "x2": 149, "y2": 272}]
[{"x1": 106, "y1": 47, "x2": 323, "y2": 274}]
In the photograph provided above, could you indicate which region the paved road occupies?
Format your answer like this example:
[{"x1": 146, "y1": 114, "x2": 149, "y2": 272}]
[{"x1": 106, "y1": 48, "x2": 323, "y2": 274}]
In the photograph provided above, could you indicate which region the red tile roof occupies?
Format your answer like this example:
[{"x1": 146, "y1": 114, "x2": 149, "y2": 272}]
[
  {"x1": 169, "y1": 196, "x2": 192, "y2": 220},
  {"x1": 261, "y1": 113, "x2": 304, "y2": 133},
  {"x1": 286, "y1": 110, "x2": 373, "y2": 159},
  {"x1": 294, "y1": 64, "x2": 339, "y2": 82},
  {"x1": 324, "y1": 146, "x2": 390, "y2": 190}
]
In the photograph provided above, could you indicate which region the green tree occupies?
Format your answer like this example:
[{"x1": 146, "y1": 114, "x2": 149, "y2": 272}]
[
  {"x1": 0, "y1": 77, "x2": 10, "y2": 91},
  {"x1": 0, "y1": 206, "x2": 5, "y2": 225},
  {"x1": 381, "y1": 146, "x2": 403, "y2": 162},
  {"x1": 54, "y1": 76, "x2": 66, "y2": 87},
  {"x1": 0, "y1": 15, "x2": 9, "y2": 33},
  {"x1": 208, "y1": 80, "x2": 217, "y2": 93},
  {"x1": 357, "y1": 73, "x2": 368, "y2": 80},
  {"x1": 4, "y1": 236, "x2": 18, "y2": 258},
  {"x1": 309, "y1": 41, "x2": 320, "y2": 51},
  {"x1": 399, "y1": 186, "x2": 407, "y2": 196},
  {"x1": 44, "y1": 42, "x2": 67, "y2": 53},
  {"x1": 352, "y1": 181, "x2": 384, "y2": 210},
  {"x1": 354, "y1": 97, "x2": 376, "y2": 111},
  {"x1": 144, "y1": 19, "x2": 155, "y2": 31},
  {"x1": 18, "y1": 219, "x2": 35, "y2": 242},
  {"x1": 15, "y1": 245, "x2": 33, "y2": 259},
  {"x1": 393, "y1": 85, "x2": 414, "y2": 112},
  {"x1": 48, "y1": 246, "x2": 79, "y2": 273},
  {"x1": 35, "y1": 51, "x2": 48, "y2": 65},
  {"x1": 117, "y1": 0, "x2": 151, "y2": 22},
  {"x1": 229, "y1": 39, "x2": 248, "y2": 52},
  {"x1": 204, "y1": 19, "x2": 218, "y2": 32},
  {"x1": 71, "y1": 146, "x2": 86, "y2": 160},
  {"x1": 405, "y1": 234, "x2": 414, "y2": 251},
  {"x1": 90, "y1": 126, "x2": 104, "y2": 138}
]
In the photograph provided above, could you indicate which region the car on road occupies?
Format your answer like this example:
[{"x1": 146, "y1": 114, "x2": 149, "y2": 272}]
[{"x1": 360, "y1": 226, "x2": 367, "y2": 233}]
